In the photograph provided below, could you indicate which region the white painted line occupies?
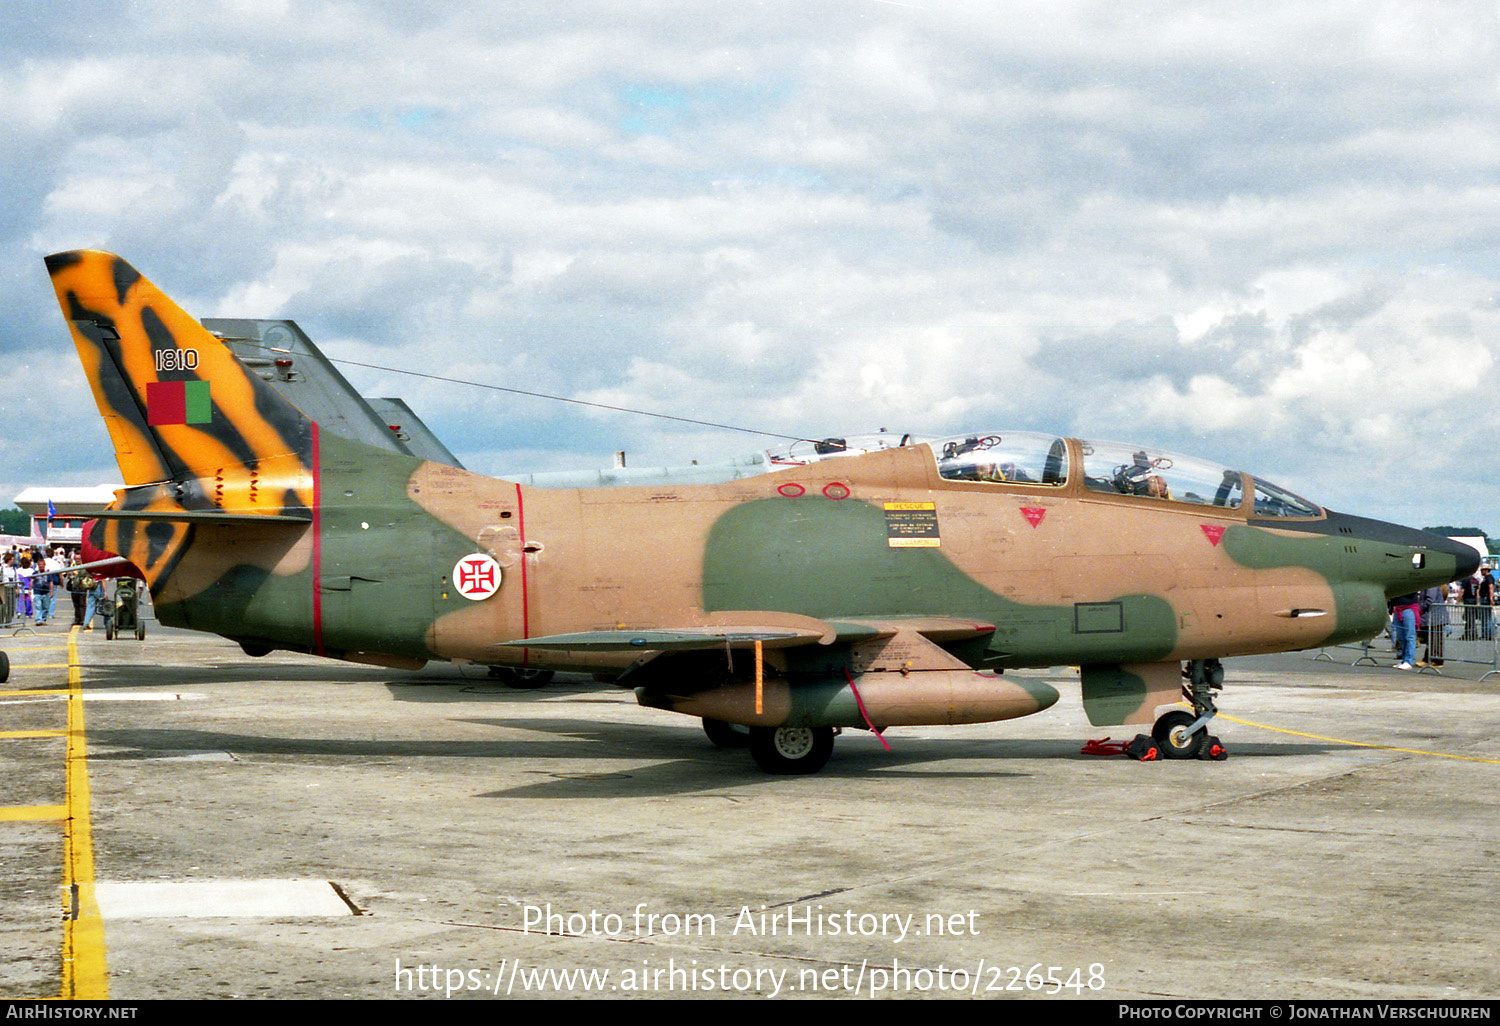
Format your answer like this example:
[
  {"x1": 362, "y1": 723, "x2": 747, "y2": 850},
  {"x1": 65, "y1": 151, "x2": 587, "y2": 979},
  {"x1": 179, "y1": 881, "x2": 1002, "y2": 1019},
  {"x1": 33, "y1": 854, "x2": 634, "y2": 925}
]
[
  {"x1": 125, "y1": 750, "x2": 235, "y2": 762},
  {"x1": 94, "y1": 879, "x2": 354, "y2": 918},
  {"x1": 83, "y1": 693, "x2": 207, "y2": 701},
  {"x1": 0, "y1": 693, "x2": 206, "y2": 705}
]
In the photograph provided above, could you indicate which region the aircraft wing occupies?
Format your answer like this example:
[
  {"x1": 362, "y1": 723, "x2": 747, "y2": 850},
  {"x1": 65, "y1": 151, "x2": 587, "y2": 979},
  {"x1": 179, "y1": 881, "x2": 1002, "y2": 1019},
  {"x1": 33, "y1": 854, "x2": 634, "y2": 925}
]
[
  {"x1": 494, "y1": 627, "x2": 827, "y2": 651},
  {"x1": 824, "y1": 616, "x2": 996, "y2": 643},
  {"x1": 495, "y1": 615, "x2": 996, "y2": 652}
]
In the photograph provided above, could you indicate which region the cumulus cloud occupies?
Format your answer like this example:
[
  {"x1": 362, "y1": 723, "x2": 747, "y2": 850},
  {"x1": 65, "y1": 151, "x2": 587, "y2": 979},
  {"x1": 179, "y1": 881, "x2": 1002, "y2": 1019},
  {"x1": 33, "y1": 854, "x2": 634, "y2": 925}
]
[{"x1": 3, "y1": 0, "x2": 1498, "y2": 530}]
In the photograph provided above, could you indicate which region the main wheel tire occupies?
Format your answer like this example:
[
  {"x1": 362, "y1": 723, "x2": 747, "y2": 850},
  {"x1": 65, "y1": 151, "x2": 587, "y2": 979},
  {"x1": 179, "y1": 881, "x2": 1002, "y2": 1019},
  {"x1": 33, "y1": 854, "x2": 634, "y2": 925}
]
[
  {"x1": 0, "y1": 649, "x2": 8, "y2": 684},
  {"x1": 487, "y1": 666, "x2": 555, "y2": 689},
  {"x1": 702, "y1": 718, "x2": 751, "y2": 749},
  {"x1": 748, "y1": 725, "x2": 835, "y2": 775},
  {"x1": 1153, "y1": 710, "x2": 1207, "y2": 759}
]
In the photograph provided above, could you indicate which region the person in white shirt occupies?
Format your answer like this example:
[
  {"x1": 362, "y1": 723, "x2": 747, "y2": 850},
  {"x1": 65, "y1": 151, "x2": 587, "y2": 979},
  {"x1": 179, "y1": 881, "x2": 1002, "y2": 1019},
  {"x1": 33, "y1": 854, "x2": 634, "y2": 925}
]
[{"x1": 1, "y1": 551, "x2": 16, "y2": 625}]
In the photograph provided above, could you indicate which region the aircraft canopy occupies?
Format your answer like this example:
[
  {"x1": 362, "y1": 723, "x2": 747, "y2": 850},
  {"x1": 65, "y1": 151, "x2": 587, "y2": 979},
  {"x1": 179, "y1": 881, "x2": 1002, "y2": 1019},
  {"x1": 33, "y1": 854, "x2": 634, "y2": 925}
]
[{"x1": 763, "y1": 431, "x2": 1323, "y2": 519}]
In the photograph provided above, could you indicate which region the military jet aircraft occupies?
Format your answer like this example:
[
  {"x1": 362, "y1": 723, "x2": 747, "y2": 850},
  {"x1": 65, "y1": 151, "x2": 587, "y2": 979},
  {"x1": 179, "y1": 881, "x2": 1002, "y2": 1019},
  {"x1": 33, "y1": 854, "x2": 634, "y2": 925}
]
[{"x1": 45, "y1": 250, "x2": 1478, "y2": 773}]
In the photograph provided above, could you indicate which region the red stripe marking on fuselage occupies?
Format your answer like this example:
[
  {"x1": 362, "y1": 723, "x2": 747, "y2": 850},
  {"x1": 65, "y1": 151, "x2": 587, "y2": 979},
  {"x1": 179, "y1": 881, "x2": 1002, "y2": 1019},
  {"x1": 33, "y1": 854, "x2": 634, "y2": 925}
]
[
  {"x1": 514, "y1": 483, "x2": 530, "y2": 665},
  {"x1": 311, "y1": 423, "x2": 324, "y2": 656}
]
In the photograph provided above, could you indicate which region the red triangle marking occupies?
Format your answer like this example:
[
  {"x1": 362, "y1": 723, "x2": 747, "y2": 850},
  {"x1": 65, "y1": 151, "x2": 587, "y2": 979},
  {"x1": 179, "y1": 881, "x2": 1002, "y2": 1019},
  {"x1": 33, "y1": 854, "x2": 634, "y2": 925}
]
[
  {"x1": 1200, "y1": 524, "x2": 1226, "y2": 547},
  {"x1": 1021, "y1": 507, "x2": 1047, "y2": 528}
]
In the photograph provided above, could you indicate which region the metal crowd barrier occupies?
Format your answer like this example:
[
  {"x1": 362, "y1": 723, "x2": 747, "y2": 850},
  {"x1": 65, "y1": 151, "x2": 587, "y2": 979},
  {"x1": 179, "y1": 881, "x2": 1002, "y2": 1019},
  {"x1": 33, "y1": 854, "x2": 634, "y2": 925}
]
[
  {"x1": 1312, "y1": 602, "x2": 1500, "y2": 680},
  {"x1": 1, "y1": 574, "x2": 155, "y2": 637},
  {"x1": 1436, "y1": 601, "x2": 1500, "y2": 679},
  {"x1": 2, "y1": 580, "x2": 38, "y2": 635}
]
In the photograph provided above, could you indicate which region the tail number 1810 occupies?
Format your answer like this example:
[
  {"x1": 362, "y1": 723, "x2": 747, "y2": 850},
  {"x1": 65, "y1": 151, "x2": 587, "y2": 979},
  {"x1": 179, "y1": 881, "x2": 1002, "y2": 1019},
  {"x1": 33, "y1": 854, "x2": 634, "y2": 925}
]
[{"x1": 155, "y1": 348, "x2": 200, "y2": 371}]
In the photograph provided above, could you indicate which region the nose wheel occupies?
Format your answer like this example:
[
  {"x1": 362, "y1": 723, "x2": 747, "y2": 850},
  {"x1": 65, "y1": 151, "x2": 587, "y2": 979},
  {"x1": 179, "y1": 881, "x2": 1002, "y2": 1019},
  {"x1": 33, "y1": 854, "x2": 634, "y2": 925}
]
[
  {"x1": 1152, "y1": 658, "x2": 1225, "y2": 759},
  {"x1": 1153, "y1": 710, "x2": 1207, "y2": 759}
]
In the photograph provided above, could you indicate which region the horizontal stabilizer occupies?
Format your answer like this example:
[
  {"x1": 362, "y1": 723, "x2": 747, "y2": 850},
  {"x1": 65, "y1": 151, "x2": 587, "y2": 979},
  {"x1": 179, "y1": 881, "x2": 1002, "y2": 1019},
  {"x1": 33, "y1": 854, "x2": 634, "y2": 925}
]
[
  {"x1": 24, "y1": 556, "x2": 131, "y2": 581},
  {"x1": 88, "y1": 508, "x2": 310, "y2": 524}
]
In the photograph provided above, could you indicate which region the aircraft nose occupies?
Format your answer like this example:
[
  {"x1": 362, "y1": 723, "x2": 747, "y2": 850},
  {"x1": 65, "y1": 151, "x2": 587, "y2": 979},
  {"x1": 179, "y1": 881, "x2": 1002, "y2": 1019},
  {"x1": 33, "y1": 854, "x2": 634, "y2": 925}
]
[
  {"x1": 1390, "y1": 524, "x2": 1479, "y2": 590},
  {"x1": 1315, "y1": 511, "x2": 1480, "y2": 592},
  {"x1": 1438, "y1": 534, "x2": 1482, "y2": 581}
]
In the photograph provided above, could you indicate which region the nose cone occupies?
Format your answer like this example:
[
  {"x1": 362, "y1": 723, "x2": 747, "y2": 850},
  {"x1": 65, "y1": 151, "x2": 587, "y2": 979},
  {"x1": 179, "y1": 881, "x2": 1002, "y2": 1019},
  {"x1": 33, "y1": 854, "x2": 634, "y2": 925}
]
[
  {"x1": 1439, "y1": 534, "x2": 1482, "y2": 581},
  {"x1": 1305, "y1": 511, "x2": 1481, "y2": 594},
  {"x1": 1400, "y1": 524, "x2": 1483, "y2": 584}
]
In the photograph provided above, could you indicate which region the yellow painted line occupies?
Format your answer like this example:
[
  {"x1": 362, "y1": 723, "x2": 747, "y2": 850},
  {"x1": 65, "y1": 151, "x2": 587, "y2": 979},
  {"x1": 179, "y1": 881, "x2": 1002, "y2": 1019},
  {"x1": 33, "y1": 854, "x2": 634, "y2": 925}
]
[
  {"x1": 1221, "y1": 714, "x2": 1500, "y2": 765},
  {"x1": 61, "y1": 629, "x2": 108, "y2": 999},
  {"x1": 0, "y1": 806, "x2": 67, "y2": 821},
  {"x1": 0, "y1": 729, "x2": 67, "y2": 739}
]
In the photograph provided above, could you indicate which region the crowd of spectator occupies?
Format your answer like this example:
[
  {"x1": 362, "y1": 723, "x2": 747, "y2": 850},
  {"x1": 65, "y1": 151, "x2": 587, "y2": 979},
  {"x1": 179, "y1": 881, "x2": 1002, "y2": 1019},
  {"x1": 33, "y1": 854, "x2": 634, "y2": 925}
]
[
  {"x1": 1389, "y1": 565, "x2": 1500, "y2": 669},
  {"x1": 1, "y1": 544, "x2": 107, "y2": 629}
]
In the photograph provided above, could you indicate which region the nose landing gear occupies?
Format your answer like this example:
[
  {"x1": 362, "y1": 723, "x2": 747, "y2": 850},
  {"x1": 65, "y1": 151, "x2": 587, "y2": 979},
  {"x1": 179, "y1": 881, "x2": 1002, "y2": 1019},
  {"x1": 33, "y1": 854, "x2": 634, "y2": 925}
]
[{"x1": 1152, "y1": 659, "x2": 1224, "y2": 760}]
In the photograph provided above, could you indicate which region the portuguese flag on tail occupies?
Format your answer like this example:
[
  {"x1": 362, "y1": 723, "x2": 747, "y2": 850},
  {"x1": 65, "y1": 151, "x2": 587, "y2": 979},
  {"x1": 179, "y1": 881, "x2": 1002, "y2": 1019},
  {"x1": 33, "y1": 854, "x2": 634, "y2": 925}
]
[{"x1": 146, "y1": 380, "x2": 212, "y2": 425}]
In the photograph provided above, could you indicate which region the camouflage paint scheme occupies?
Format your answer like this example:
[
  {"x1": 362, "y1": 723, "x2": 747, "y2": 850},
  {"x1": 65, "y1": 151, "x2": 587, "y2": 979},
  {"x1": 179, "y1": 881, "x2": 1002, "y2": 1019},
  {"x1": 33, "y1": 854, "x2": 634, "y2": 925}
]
[{"x1": 46, "y1": 251, "x2": 1479, "y2": 772}]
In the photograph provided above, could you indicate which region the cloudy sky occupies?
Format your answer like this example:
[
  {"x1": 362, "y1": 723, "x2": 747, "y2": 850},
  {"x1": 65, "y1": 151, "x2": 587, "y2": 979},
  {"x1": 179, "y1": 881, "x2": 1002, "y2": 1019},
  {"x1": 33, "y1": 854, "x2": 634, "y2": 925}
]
[{"x1": 4, "y1": 0, "x2": 1498, "y2": 530}]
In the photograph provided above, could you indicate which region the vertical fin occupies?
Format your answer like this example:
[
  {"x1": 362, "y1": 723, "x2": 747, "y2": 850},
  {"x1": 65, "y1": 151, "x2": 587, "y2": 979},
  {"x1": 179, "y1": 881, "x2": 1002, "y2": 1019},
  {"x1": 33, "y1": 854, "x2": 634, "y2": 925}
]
[
  {"x1": 46, "y1": 250, "x2": 317, "y2": 586},
  {"x1": 45, "y1": 250, "x2": 315, "y2": 511}
]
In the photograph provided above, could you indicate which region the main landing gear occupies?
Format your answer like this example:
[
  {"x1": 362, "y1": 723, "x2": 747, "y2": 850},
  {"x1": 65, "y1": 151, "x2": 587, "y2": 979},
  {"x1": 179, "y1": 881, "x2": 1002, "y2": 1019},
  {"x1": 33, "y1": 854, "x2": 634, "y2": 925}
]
[
  {"x1": 700, "y1": 719, "x2": 838, "y2": 773},
  {"x1": 487, "y1": 666, "x2": 555, "y2": 688},
  {"x1": 1153, "y1": 658, "x2": 1224, "y2": 759},
  {"x1": 701, "y1": 718, "x2": 750, "y2": 749},
  {"x1": 747, "y1": 725, "x2": 836, "y2": 775}
]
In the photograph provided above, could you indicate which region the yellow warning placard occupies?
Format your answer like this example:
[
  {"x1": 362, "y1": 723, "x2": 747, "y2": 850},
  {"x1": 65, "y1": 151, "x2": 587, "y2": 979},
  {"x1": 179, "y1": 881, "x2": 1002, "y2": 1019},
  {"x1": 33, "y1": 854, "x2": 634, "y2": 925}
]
[{"x1": 884, "y1": 501, "x2": 940, "y2": 547}]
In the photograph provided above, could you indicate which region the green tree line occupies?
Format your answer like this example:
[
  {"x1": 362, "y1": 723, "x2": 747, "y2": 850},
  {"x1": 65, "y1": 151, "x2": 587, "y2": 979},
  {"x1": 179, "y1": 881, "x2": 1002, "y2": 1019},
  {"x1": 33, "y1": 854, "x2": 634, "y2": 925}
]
[{"x1": 0, "y1": 507, "x2": 32, "y2": 536}]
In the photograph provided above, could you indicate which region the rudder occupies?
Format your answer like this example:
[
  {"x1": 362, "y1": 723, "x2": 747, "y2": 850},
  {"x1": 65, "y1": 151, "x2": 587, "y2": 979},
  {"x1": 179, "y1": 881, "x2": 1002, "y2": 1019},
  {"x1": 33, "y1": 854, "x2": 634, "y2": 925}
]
[
  {"x1": 46, "y1": 250, "x2": 317, "y2": 517},
  {"x1": 47, "y1": 250, "x2": 317, "y2": 587}
]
